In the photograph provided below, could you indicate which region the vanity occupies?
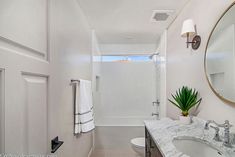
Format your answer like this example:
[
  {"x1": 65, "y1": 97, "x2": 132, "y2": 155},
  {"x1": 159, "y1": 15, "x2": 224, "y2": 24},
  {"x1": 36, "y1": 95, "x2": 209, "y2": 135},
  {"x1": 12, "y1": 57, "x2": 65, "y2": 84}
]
[
  {"x1": 144, "y1": 117, "x2": 235, "y2": 157},
  {"x1": 145, "y1": 127, "x2": 163, "y2": 157}
]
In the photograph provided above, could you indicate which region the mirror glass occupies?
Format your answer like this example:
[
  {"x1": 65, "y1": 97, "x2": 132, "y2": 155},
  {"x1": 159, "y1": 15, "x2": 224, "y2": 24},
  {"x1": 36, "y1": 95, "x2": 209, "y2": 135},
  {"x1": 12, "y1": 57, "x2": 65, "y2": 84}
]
[{"x1": 205, "y1": 3, "x2": 235, "y2": 103}]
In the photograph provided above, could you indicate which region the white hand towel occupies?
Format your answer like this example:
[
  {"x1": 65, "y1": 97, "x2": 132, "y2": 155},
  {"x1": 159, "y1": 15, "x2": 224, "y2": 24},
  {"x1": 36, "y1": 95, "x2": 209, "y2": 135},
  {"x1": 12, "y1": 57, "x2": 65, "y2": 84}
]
[{"x1": 79, "y1": 79, "x2": 93, "y2": 113}]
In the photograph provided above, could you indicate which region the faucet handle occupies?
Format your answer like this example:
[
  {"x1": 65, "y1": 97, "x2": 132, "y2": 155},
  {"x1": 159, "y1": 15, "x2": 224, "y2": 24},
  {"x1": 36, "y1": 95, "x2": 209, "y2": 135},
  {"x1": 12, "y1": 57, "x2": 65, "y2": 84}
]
[
  {"x1": 224, "y1": 120, "x2": 233, "y2": 128},
  {"x1": 204, "y1": 120, "x2": 214, "y2": 130},
  {"x1": 210, "y1": 125, "x2": 219, "y2": 131},
  {"x1": 210, "y1": 126, "x2": 222, "y2": 142}
]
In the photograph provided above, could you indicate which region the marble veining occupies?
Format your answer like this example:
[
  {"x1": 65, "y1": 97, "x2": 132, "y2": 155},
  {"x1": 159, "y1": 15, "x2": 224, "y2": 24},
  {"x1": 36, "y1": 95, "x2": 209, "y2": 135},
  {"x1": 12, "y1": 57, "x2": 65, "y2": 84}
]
[{"x1": 144, "y1": 117, "x2": 235, "y2": 157}]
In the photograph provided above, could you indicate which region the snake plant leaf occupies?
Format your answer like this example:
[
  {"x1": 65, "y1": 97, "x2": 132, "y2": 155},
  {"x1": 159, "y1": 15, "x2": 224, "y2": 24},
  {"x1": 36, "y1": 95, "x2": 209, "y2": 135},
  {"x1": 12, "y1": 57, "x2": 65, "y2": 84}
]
[
  {"x1": 168, "y1": 99, "x2": 182, "y2": 110},
  {"x1": 168, "y1": 86, "x2": 202, "y2": 116}
]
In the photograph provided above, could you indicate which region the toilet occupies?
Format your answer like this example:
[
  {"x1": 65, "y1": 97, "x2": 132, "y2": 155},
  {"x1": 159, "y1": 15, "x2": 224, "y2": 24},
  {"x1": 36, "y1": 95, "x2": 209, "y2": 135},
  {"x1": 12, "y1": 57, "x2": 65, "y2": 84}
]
[{"x1": 131, "y1": 137, "x2": 145, "y2": 156}]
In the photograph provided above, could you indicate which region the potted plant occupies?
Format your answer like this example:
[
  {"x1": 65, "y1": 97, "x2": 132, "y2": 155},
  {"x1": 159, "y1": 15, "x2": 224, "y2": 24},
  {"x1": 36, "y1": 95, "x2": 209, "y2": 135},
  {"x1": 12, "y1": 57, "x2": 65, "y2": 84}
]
[{"x1": 168, "y1": 86, "x2": 202, "y2": 124}]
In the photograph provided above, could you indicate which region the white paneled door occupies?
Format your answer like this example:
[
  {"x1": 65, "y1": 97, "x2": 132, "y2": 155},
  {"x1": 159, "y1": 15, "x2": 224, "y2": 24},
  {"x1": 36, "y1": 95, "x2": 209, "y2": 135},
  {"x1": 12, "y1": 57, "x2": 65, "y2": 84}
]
[
  {"x1": 0, "y1": 0, "x2": 49, "y2": 155},
  {"x1": 0, "y1": 70, "x2": 4, "y2": 154},
  {"x1": 21, "y1": 75, "x2": 48, "y2": 155}
]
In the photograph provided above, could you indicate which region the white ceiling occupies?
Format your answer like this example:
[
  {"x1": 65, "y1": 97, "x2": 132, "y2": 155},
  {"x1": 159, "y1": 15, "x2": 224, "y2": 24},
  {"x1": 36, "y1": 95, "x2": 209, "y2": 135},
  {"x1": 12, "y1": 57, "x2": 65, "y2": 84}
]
[{"x1": 77, "y1": 0, "x2": 189, "y2": 44}]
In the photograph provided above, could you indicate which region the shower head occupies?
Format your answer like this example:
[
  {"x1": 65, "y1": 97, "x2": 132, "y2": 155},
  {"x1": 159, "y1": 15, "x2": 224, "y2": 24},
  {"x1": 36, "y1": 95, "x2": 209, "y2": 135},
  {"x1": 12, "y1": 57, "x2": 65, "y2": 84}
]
[{"x1": 149, "y1": 53, "x2": 160, "y2": 59}]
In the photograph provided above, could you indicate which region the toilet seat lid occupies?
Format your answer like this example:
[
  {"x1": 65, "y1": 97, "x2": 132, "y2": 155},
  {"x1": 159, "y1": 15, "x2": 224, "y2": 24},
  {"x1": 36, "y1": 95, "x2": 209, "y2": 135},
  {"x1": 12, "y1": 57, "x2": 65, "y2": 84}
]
[{"x1": 131, "y1": 137, "x2": 145, "y2": 148}]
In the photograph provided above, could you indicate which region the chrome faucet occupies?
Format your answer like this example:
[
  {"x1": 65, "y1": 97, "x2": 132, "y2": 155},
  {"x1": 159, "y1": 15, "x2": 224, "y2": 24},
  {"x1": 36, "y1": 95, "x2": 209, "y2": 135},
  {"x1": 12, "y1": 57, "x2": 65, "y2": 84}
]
[
  {"x1": 204, "y1": 120, "x2": 219, "y2": 130},
  {"x1": 210, "y1": 125, "x2": 221, "y2": 142},
  {"x1": 204, "y1": 120, "x2": 221, "y2": 129},
  {"x1": 204, "y1": 120, "x2": 233, "y2": 147}
]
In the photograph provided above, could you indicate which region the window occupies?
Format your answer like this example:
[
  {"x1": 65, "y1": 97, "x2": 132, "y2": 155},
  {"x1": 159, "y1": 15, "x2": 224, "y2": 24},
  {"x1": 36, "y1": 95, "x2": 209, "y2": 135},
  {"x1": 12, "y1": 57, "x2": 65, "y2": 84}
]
[{"x1": 102, "y1": 55, "x2": 151, "y2": 62}]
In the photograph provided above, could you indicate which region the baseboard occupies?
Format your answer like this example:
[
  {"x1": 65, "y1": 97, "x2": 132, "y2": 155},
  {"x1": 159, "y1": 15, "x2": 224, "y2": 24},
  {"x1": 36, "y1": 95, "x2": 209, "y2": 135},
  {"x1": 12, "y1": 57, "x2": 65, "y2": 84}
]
[{"x1": 88, "y1": 147, "x2": 93, "y2": 157}]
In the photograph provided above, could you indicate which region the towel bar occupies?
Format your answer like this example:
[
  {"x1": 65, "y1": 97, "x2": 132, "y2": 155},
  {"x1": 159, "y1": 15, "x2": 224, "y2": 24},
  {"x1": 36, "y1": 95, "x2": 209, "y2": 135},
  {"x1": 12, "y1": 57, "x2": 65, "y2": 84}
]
[{"x1": 71, "y1": 79, "x2": 80, "y2": 83}]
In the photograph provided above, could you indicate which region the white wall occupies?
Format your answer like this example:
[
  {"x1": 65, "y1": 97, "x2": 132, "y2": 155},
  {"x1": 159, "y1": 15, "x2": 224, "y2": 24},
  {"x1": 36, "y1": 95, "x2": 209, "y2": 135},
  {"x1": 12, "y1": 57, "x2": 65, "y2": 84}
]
[
  {"x1": 166, "y1": 0, "x2": 235, "y2": 125},
  {"x1": 91, "y1": 30, "x2": 102, "y2": 149},
  {"x1": 91, "y1": 30, "x2": 102, "y2": 127},
  {"x1": 49, "y1": 0, "x2": 93, "y2": 156},
  {"x1": 156, "y1": 30, "x2": 167, "y2": 118},
  {"x1": 97, "y1": 62, "x2": 156, "y2": 126}
]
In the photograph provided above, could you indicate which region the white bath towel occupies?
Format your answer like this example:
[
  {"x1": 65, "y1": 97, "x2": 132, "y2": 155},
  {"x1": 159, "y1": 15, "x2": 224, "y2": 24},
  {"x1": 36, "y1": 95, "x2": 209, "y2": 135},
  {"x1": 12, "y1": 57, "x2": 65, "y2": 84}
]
[
  {"x1": 74, "y1": 79, "x2": 95, "y2": 134},
  {"x1": 81, "y1": 120, "x2": 95, "y2": 133},
  {"x1": 78, "y1": 80, "x2": 93, "y2": 113},
  {"x1": 74, "y1": 123, "x2": 81, "y2": 134}
]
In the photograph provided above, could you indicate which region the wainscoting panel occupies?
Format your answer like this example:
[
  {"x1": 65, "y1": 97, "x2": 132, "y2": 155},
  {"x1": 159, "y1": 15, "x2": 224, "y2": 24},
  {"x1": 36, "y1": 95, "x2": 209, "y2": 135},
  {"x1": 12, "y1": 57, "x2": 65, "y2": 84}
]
[
  {"x1": 22, "y1": 73, "x2": 48, "y2": 154},
  {"x1": 0, "y1": 0, "x2": 49, "y2": 60}
]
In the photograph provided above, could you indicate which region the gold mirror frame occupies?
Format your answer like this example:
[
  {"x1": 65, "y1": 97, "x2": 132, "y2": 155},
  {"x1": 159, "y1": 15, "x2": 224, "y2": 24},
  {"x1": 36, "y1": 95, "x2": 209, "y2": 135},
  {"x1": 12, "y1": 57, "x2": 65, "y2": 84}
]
[{"x1": 204, "y1": 2, "x2": 235, "y2": 105}]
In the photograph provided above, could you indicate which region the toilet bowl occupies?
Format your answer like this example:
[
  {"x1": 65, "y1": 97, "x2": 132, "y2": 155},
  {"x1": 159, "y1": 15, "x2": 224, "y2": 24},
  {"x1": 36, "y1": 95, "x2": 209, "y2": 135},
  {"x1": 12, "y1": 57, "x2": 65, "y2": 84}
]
[{"x1": 131, "y1": 137, "x2": 145, "y2": 156}]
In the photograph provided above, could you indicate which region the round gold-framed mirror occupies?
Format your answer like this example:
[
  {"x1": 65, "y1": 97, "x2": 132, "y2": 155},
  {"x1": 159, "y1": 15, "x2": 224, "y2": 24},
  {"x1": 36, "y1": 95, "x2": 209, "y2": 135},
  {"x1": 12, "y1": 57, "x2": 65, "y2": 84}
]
[{"x1": 205, "y1": 2, "x2": 235, "y2": 104}]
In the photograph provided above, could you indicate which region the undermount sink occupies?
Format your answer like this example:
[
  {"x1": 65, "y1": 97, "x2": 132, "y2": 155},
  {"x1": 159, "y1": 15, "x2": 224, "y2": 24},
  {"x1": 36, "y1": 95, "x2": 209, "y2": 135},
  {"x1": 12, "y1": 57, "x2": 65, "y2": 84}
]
[{"x1": 172, "y1": 137, "x2": 225, "y2": 157}]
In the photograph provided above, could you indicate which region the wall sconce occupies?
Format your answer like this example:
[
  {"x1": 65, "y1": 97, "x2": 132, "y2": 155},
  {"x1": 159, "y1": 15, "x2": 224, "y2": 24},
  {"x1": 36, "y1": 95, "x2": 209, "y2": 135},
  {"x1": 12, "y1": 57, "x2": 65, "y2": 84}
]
[{"x1": 181, "y1": 19, "x2": 201, "y2": 50}]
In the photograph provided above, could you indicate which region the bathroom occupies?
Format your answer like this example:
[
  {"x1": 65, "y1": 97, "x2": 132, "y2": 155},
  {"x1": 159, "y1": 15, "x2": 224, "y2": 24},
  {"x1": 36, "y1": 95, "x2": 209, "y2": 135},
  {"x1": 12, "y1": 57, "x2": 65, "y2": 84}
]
[{"x1": 0, "y1": 0, "x2": 235, "y2": 157}]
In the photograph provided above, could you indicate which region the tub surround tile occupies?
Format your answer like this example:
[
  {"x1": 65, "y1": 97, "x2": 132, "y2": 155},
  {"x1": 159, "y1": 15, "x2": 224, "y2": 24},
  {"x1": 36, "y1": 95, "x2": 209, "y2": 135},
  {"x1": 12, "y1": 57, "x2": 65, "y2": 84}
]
[{"x1": 144, "y1": 117, "x2": 235, "y2": 157}]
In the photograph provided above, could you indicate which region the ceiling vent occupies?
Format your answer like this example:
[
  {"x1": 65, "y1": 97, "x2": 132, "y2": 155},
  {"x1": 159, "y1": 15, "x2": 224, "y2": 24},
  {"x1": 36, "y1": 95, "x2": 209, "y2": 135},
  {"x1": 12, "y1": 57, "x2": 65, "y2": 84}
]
[{"x1": 150, "y1": 10, "x2": 174, "y2": 22}]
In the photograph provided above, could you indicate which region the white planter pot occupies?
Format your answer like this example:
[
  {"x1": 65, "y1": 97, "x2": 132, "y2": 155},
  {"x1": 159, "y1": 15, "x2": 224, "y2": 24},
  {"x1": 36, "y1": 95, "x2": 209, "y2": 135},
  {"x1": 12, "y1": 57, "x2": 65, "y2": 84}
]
[{"x1": 179, "y1": 116, "x2": 191, "y2": 125}]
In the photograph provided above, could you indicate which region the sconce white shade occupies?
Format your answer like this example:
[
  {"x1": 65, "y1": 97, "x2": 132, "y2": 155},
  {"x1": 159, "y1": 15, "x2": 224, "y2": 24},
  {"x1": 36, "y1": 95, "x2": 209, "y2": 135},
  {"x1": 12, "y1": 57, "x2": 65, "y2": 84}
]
[{"x1": 181, "y1": 19, "x2": 196, "y2": 37}]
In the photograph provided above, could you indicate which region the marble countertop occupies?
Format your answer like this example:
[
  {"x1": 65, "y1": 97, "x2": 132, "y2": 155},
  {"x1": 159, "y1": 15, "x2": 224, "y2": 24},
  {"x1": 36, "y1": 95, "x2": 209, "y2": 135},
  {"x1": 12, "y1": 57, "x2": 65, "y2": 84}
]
[{"x1": 144, "y1": 117, "x2": 235, "y2": 157}]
